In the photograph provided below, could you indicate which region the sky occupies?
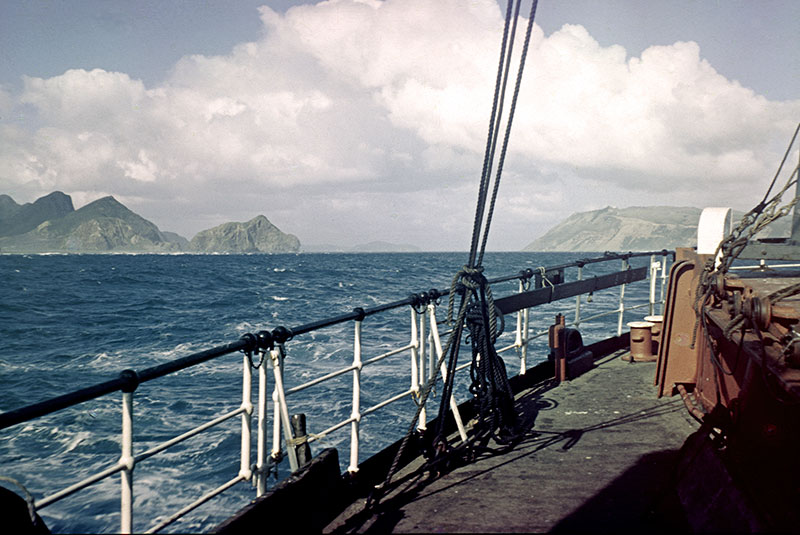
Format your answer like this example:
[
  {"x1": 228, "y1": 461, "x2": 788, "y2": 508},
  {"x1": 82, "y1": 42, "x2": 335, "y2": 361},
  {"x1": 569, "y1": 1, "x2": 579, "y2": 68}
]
[{"x1": 1, "y1": 0, "x2": 798, "y2": 251}]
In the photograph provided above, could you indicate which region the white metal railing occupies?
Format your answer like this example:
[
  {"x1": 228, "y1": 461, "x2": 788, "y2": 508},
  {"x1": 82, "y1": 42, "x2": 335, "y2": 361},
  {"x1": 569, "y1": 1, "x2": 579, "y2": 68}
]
[
  {"x1": 0, "y1": 252, "x2": 671, "y2": 533},
  {"x1": 729, "y1": 261, "x2": 800, "y2": 270}
]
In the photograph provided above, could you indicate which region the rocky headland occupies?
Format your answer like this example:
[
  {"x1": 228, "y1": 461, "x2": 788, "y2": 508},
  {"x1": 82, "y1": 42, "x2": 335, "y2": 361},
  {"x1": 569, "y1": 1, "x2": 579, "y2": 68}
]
[{"x1": 523, "y1": 206, "x2": 789, "y2": 252}]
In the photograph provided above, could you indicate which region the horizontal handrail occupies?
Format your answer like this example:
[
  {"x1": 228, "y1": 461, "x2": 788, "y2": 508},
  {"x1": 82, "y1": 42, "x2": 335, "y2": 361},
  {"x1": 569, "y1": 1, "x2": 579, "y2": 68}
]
[
  {"x1": 0, "y1": 338, "x2": 253, "y2": 430},
  {"x1": 135, "y1": 406, "x2": 246, "y2": 464},
  {"x1": 729, "y1": 262, "x2": 800, "y2": 270},
  {"x1": 144, "y1": 475, "x2": 247, "y2": 534},
  {"x1": 285, "y1": 343, "x2": 416, "y2": 396},
  {"x1": 485, "y1": 250, "x2": 672, "y2": 285},
  {"x1": 36, "y1": 460, "x2": 125, "y2": 509}
]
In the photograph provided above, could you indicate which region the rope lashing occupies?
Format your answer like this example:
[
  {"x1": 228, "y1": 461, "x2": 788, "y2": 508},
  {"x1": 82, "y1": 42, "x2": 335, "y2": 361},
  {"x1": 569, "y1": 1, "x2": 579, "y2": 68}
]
[
  {"x1": 538, "y1": 266, "x2": 555, "y2": 289},
  {"x1": 447, "y1": 265, "x2": 497, "y2": 340}
]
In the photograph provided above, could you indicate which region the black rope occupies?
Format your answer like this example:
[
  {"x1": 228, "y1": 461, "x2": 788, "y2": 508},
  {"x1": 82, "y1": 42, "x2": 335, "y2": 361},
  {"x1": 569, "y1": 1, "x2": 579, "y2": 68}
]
[
  {"x1": 761, "y1": 121, "x2": 800, "y2": 204},
  {"x1": 468, "y1": 0, "x2": 517, "y2": 269},
  {"x1": 466, "y1": 282, "x2": 518, "y2": 444},
  {"x1": 477, "y1": 0, "x2": 539, "y2": 266}
]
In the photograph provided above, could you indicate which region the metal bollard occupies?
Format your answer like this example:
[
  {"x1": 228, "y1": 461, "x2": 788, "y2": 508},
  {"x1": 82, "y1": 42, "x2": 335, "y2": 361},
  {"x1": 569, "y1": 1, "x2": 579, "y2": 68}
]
[
  {"x1": 644, "y1": 315, "x2": 664, "y2": 355},
  {"x1": 624, "y1": 321, "x2": 656, "y2": 362},
  {"x1": 549, "y1": 314, "x2": 567, "y2": 382},
  {"x1": 290, "y1": 414, "x2": 312, "y2": 469}
]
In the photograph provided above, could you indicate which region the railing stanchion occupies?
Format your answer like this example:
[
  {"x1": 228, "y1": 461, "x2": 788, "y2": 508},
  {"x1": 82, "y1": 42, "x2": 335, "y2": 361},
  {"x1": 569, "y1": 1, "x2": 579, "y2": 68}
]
[
  {"x1": 410, "y1": 308, "x2": 420, "y2": 408},
  {"x1": 271, "y1": 355, "x2": 282, "y2": 464},
  {"x1": 270, "y1": 347, "x2": 299, "y2": 472},
  {"x1": 428, "y1": 306, "x2": 468, "y2": 442},
  {"x1": 348, "y1": 320, "x2": 363, "y2": 473},
  {"x1": 649, "y1": 255, "x2": 659, "y2": 316},
  {"x1": 660, "y1": 253, "x2": 669, "y2": 313},
  {"x1": 417, "y1": 308, "x2": 427, "y2": 430},
  {"x1": 522, "y1": 305, "x2": 530, "y2": 372},
  {"x1": 575, "y1": 265, "x2": 583, "y2": 328},
  {"x1": 617, "y1": 257, "x2": 629, "y2": 335},
  {"x1": 256, "y1": 355, "x2": 268, "y2": 496},
  {"x1": 239, "y1": 354, "x2": 253, "y2": 487},
  {"x1": 516, "y1": 279, "x2": 527, "y2": 374},
  {"x1": 120, "y1": 390, "x2": 134, "y2": 535},
  {"x1": 428, "y1": 304, "x2": 436, "y2": 386}
]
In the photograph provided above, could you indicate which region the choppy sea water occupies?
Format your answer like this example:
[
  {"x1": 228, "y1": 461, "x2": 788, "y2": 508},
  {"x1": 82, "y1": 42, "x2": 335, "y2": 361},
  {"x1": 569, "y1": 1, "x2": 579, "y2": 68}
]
[{"x1": 0, "y1": 252, "x2": 658, "y2": 533}]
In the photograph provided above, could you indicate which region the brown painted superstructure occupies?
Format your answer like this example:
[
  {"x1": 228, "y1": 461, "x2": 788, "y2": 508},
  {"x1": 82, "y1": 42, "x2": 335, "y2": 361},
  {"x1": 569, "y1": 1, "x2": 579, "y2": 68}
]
[{"x1": 656, "y1": 248, "x2": 800, "y2": 531}]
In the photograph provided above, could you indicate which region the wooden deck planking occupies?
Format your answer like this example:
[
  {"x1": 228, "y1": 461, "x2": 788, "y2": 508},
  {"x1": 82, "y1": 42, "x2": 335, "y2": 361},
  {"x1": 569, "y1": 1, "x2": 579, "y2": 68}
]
[{"x1": 326, "y1": 350, "x2": 699, "y2": 533}]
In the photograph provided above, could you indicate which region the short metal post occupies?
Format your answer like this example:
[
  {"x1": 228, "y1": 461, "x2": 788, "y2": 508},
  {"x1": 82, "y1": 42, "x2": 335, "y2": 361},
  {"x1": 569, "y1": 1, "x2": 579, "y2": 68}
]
[
  {"x1": 617, "y1": 258, "x2": 629, "y2": 336},
  {"x1": 549, "y1": 314, "x2": 567, "y2": 383},
  {"x1": 120, "y1": 391, "x2": 134, "y2": 535},
  {"x1": 240, "y1": 353, "x2": 253, "y2": 485},
  {"x1": 256, "y1": 355, "x2": 268, "y2": 496},
  {"x1": 290, "y1": 414, "x2": 312, "y2": 468},
  {"x1": 349, "y1": 320, "x2": 362, "y2": 473}
]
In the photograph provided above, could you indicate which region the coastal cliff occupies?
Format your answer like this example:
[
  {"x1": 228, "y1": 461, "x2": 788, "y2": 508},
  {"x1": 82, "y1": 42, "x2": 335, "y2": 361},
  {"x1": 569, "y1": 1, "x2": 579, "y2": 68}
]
[{"x1": 523, "y1": 206, "x2": 789, "y2": 252}]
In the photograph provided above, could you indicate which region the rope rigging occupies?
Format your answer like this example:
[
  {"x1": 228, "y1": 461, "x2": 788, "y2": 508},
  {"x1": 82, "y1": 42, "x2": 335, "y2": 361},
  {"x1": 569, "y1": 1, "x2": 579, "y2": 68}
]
[
  {"x1": 691, "y1": 122, "x2": 800, "y2": 374},
  {"x1": 371, "y1": 0, "x2": 539, "y2": 507}
]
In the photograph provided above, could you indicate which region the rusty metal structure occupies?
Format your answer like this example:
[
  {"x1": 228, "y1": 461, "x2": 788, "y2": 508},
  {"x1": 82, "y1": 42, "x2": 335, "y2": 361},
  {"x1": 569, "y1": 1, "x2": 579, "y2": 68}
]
[
  {"x1": 655, "y1": 126, "x2": 800, "y2": 530},
  {"x1": 656, "y1": 248, "x2": 800, "y2": 530}
]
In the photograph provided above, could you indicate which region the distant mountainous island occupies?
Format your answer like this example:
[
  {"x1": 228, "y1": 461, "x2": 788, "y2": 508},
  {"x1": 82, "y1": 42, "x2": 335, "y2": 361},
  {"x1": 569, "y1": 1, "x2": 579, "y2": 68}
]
[
  {"x1": 0, "y1": 192, "x2": 300, "y2": 254},
  {"x1": 4, "y1": 194, "x2": 787, "y2": 254},
  {"x1": 524, "y1": 205, "x2": 789, "y2": 252}
]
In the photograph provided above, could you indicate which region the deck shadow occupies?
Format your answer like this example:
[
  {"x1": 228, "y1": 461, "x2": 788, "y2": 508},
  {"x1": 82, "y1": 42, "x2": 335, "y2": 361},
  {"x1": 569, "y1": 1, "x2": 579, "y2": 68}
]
[{"x1": 550, "y1": 449, "x2": 690, "y2": 533}]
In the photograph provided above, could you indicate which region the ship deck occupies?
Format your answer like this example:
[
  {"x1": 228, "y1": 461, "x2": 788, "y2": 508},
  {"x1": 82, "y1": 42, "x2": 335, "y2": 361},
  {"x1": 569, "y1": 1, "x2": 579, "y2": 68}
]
[{"x1": 325, "y1": 349, "x2": 699, "y2": 533}]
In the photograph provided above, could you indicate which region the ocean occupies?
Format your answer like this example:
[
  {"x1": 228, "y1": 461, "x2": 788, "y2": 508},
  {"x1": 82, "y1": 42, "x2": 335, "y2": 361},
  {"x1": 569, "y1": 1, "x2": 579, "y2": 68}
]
[{"x1": 0, "y1": 252, "x2": 659, "y2": 533}]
